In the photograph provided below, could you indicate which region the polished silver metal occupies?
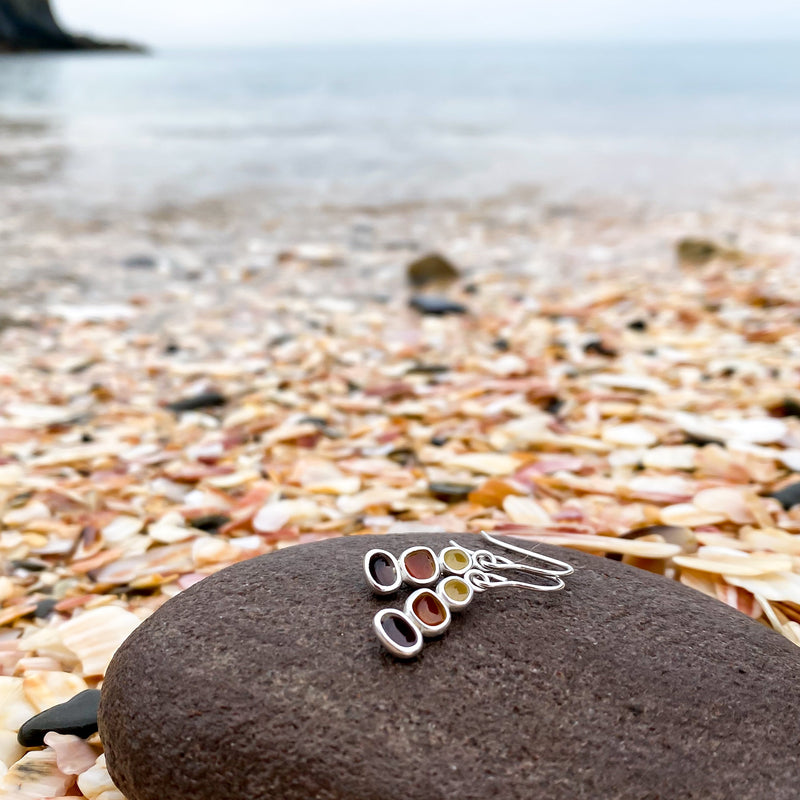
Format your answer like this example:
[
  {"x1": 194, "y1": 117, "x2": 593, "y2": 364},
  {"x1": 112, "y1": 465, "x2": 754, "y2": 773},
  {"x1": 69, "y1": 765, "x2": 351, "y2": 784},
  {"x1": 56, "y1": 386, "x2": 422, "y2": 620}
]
[
  {"x1": 464, "y1": 567, "x2": 565, "y2": 593},
  {"x1": 435, "y1": 575, "x2": 474, "y2": 610},
  {"x1": 373, "y1": 608, "x2": 424, "y2": 658},
  {"x1": 450, "y1": 530, "x2": 574, "y2": 578},
  {"x1": 363, "y1": 548, "x2": 403, "y2": 595},
  {"x1": 399, "y1": 545, "x2": 441, "y2": 588},
  {"x1": 438, "y1": 545, "x2": 473, "y2": 576},
  {"x1": 404, "y1": 588, "x2": 451, "y2": 637}
]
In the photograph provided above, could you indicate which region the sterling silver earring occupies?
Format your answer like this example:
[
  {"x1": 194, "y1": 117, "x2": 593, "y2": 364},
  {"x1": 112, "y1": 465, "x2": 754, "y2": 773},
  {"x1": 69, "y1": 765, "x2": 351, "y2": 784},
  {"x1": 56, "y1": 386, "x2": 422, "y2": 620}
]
[{"x1": 367, "y1": 532, "x2": 573, "y2": 659}]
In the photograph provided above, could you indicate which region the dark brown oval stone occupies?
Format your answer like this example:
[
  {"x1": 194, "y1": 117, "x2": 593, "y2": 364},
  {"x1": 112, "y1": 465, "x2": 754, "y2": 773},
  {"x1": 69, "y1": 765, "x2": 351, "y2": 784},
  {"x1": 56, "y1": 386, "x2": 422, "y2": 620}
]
[
  {"x1": 368, "y1": 552, "x2": 396, "y2": 587},
  {"x1": 101, "y1": 533, "x2": 800, "y2": 800},
  {"x1": 404, "y1": 548, "x2": 436, "y2": 580},
  {"x1": 380, "y1": 612, "x2": 418, "y2": 648},
  {"x1": 411, "y1": 591, "x2": 447, "y2": 627}
]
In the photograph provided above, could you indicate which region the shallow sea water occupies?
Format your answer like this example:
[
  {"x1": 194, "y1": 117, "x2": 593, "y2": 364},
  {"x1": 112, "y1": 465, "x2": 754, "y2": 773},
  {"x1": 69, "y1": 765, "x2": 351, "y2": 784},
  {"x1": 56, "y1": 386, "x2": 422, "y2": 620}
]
[{"x1": 1, "y1": 42, "x2": 800, "y2": 213}]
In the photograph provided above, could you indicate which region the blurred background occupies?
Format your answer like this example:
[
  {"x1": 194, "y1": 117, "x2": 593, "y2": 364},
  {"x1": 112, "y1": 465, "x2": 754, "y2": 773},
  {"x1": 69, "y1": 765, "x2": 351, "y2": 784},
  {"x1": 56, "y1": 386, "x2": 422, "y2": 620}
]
[
  {"x1": 2, "y1": 0, "x2": 800, "y2": 300},
  {"x1": 2, "y1": 1, "x2": 800, "y2": 214}
]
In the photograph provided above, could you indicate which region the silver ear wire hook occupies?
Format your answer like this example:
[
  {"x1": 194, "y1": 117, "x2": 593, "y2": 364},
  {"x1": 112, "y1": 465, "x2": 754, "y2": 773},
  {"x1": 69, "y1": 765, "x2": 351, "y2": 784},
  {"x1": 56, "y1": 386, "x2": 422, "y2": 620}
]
[
  {"x1": 465, "y1": 568, "x2": 565, "y2": 593},
  {"x1": 475, "y1": 530, "x2": 574, "y2": 577}
]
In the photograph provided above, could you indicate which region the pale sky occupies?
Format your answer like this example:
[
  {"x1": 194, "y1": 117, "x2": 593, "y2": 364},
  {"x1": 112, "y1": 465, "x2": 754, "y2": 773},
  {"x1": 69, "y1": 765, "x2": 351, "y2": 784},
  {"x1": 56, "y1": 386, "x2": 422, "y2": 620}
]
[{"x1": 56, "y1": 0, "x2": 800, "y2": 48}]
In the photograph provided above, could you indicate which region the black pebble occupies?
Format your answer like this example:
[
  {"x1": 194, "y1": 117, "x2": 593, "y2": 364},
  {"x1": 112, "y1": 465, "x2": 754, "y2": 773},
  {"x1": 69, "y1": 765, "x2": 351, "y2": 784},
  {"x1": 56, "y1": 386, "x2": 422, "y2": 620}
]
[
  {"x1": 408, "y1": 296, "x2": 468, "y2": 316},
  {"x1": 122, "y1": 255, "x2": 157, "y2": 269},
  {"x1": 33, "y1": 598, "x2": 59, "y2": 618},
  {"x1": 772, "y1": 482, "x2": 800, "y2": 510},
  {"x1": 10, "y1": 558, "x2": 47, "y2": 572},
  {"x1": 163, "y1": 343, "x2": 180, "y2": 355},
  {"x1": 627, "y1": 319, "x2": 648, "y2": 331},
  {"x1": 405, "y1": 363, "x2": 450, "y2": 375},
  {"x1": 492, "y1": 338, "x2": 510, "y2": 352},
  {"x1": 190, "y1": 514, "x2": 231, "y2": 533},
  {"x1": 768, "y1": 399, "x2": 800, "y2": 418},
  {"x1": 584, "y1": 339, "x2": 618, "y2": 357},
  {"x1": 430, "y1": 435, "x2": 449, "y2": 446},
  {"x1": 18, "y1": 689, "x2": 101, "y2": 747},
  {"x1": 166, "y1": 391, "x2": 227, "y2": 413},
  {"x1": 428, "y1": 482, "x2": 474, "y2": 503}
]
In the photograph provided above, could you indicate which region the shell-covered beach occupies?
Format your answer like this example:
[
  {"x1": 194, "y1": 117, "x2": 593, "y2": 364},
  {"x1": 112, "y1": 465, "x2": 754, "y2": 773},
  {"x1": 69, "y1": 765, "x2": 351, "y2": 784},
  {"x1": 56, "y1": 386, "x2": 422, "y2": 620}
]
[{"x1": 3, "y1": 183, "x2": 800, "y2": 795}]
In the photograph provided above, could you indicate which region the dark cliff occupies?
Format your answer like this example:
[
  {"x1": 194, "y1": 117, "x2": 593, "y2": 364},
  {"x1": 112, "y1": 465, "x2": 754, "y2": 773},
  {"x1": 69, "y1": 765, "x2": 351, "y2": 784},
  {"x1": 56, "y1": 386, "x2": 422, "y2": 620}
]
[{"x1": 0, "y1": 0, "x2": 144, "y2": 52}]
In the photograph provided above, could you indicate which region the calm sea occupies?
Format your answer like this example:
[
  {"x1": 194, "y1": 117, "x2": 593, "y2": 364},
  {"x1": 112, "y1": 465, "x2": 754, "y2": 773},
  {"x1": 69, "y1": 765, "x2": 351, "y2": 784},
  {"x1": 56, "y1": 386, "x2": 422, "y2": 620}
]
[{"x1": 1, "y1": 42, "x2": 800, "y2": 211}]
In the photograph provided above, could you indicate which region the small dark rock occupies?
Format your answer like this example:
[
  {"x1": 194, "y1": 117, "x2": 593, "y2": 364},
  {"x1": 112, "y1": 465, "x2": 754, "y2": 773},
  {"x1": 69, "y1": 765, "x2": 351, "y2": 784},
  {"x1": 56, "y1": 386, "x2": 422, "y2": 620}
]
[
  {"x1": 18, "y1": 689, "x2": 101, "y2": 747},
  {"x1": 10, "y1": 558, "x2": 48, "y2": 572},
  {"x1": 166, "y1": 391, "x2": 227, "y2": 413},
  {"x1": 772, "y1": 482, "x2": 800, "y2": 510},
  {"x1": 428, "y1": 482, "x2": 474, "y2": 503},
  {"x1": 627, "y1": 319, "x2": 648, "y2": 331},
  {"x1": 768, "y1": 399, "x2": 800, "y2": 418},
  {"x1": 33, "y1": 598, "x2": 59, "y2": 618},
  {"x1": 492, "y1": 337, "x2": 510, "y2": 352},
  {"x1": 386, "y1": 447, "x2": 417, "y2": 467},
  {"x1": 584, "y1": 339, "x2": 618, "y2": 357},
  {"x1": 676, "y1": 237, "x2": 741, "y2": 266},
  {"x1": 189, "y1": 514, "x2": 231, "y2": 533},
  {"x1": 122, "y1": 255, "x2": 158, "y2": 269},
  {"x1": 268, "y1": 334, "x2": 294, "y2": 348},
  {"x1": 430, "y1": 435, "x2": 449, "y2": 446},
  {"x1": 408, "y1": 296, "x2": 468, "y2": 316},
  {"x1": 406, "y1": 253, "x2": 460, "y2": 288},
  {"x1": 676, "y1": 237, "x2": 719, "y2": 265},
  {"x1": 405, "y1": 363, "x2": 450, "y2": 375},
  {"x1": 297, "y1": 416, "x2": 329, "y2": 428},
  {"x1": 163, "y1": 343, "x2": 180, "y2": 355},
  {"x1": 462, "y1": 282, "x2": 479, "y2": 295},
  {"x1": 544, "y1": 396, "x2": 565, "y2": 416}
]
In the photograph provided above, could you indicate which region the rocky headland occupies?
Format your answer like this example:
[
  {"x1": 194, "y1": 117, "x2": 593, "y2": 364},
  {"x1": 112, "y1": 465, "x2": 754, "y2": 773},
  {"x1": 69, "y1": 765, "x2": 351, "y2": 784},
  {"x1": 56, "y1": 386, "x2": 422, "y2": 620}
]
[{"x1": 0, "y1": 0, "x2": 144, "y2": 52}]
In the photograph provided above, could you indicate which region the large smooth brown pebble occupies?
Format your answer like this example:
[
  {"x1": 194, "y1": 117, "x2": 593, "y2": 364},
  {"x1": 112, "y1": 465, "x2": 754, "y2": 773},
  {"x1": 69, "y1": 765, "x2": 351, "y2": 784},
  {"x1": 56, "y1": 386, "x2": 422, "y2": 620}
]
[{"x1": 100, "y1": 534, "x2": 800, "y2": 800}]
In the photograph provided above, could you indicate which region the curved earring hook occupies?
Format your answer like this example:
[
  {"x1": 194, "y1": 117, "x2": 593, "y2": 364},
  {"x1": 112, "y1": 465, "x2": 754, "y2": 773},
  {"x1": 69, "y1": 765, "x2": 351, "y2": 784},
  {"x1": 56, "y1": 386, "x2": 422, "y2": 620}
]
[
  {"x1": 449, "y1": 531, "x2": 574, "y2": 578},
  {"x1": 480, "y1": 530, "x2": 574, "y2": 577},
  {"x1": 465, "y1": 568, "x2": 566, "y2": 593}
]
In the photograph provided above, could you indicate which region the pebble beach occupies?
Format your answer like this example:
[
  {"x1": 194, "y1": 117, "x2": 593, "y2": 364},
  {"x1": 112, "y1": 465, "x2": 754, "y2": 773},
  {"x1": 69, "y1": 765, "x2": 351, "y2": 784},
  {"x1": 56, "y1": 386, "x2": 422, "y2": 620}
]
[{"x1": 2, "y1": 181, "x2": 800, "y2": 795}]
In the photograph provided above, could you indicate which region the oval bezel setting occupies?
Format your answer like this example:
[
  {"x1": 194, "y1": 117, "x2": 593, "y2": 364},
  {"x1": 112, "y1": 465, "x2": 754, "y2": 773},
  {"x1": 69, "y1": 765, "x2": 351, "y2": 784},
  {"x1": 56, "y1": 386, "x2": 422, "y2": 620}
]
[
  {"x1": 405, "y1": 588, "x2": 451, "y2": 637},
  {"x1": 439, "y1": 545, "x2": 473, "y2": 576},
  {"x1": 436, "y1": 575, "x2": 474, "y2": 610},
  {"x1": 374, "y1": 608, "x2": 423, "y2": 658},
  {"x1": 399, "y1": 546, "x2": 440, "y2": 588},
  {"x1": 364, "y1": 549, "x2": 402, "y2": 594}
]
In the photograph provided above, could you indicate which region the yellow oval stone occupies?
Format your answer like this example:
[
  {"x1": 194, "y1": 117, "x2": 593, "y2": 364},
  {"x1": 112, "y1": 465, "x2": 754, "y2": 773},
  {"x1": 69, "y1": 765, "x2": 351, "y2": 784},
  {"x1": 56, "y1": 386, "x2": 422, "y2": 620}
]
[
  {"x1": 444, "y1": 578, "x2": 470, "y2": 603},
  {"x1": 443, "y1": 549, "x2": 470, "y2": 571}
]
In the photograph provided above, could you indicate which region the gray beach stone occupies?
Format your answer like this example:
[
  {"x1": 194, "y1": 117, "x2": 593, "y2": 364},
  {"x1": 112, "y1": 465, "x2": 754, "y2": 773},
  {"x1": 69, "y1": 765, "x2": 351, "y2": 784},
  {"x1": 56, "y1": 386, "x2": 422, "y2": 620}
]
[{"x1": 100, "y1": 533, "x2": 800, "y2": 800}]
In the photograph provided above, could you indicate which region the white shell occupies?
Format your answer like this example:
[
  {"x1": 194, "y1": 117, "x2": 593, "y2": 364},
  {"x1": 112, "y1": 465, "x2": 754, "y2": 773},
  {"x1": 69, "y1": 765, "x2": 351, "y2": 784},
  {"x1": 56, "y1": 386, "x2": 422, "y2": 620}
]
[{"x1": 60, "y1": 606, "x2": 141, "y2": 677}]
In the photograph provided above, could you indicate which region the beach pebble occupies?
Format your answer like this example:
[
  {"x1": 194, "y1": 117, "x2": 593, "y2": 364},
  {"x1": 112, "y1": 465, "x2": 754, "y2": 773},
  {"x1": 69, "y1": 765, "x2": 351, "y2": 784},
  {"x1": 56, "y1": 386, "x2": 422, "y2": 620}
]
[
  {"x1": 408, "y1": 296, "x2": 468, "y2": 316},
  {"x1": 100, "y1": 534, "x2": 800, "y2": 800},
  {"x1": 166, "y1": 391, "x2": 227, "y2": 413},
  {"x1": 406, "y1": 252, "x2": 460, "y2": 287},
  {"x1": 771, "y1": 482, "x2": 800, "y2": 510},
  {"x1": 427, "y1": 482, "x2": 474, "y2": 503},
  {"x1": 17, "y1": 689, "x2": 101, "y2": 748}
]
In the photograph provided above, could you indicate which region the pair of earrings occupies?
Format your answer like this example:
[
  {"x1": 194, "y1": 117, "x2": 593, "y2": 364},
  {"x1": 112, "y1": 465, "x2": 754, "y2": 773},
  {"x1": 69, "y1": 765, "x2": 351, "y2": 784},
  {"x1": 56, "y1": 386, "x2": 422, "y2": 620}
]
[{"x1": 364, "y1": 532, "x2": 574, "y2": 659}]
